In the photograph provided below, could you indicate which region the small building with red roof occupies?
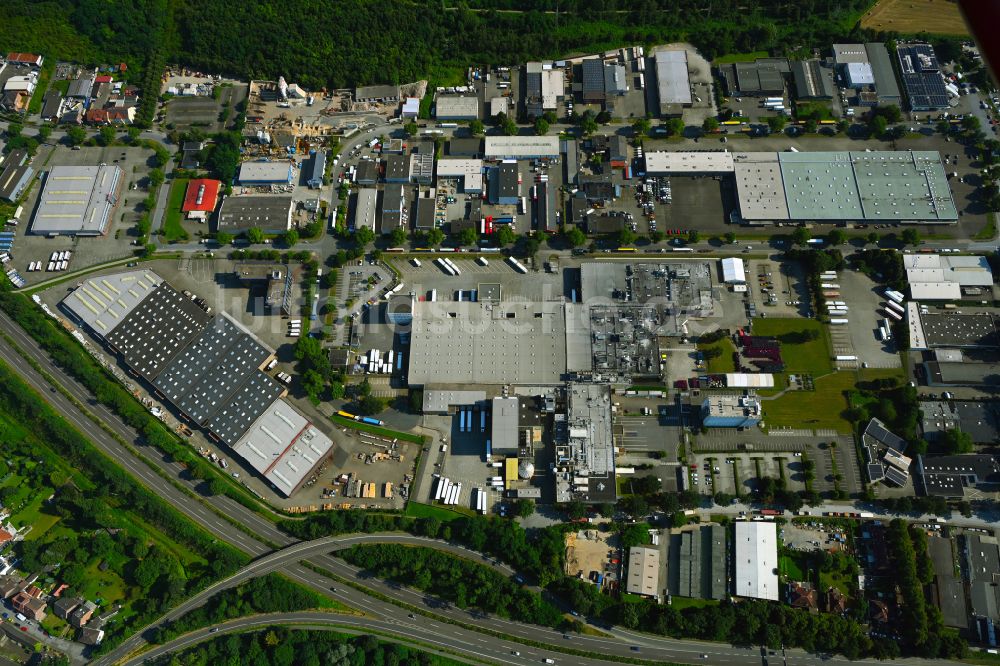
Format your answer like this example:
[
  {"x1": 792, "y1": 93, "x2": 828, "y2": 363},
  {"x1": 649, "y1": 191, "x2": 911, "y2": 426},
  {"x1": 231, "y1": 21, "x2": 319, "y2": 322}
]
[
  {"x1": 182, "y1": 179, "x2": 222, "y2": 221},
  {"x1": 5, "y1": 53, "x2": 43, "y2": 67}
]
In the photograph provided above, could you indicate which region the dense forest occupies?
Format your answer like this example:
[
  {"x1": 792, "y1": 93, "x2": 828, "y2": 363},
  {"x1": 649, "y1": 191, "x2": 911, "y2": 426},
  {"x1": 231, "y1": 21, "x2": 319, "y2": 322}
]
[{"x1": 3, "y1": 0, "x2": 877, "y2": 89}]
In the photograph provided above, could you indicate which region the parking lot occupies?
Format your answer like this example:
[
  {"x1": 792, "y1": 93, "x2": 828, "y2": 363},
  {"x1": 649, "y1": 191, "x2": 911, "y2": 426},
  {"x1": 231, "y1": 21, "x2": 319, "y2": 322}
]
[
  {"x1": 827, "y1": 267, "x2": 902, "y2": 369},
  {"x1": 163, "y1": 83, "x2": 247, "y2": 132},
  {"x1": 10, "y1": 145, "x2": 160, "y2": 285}
]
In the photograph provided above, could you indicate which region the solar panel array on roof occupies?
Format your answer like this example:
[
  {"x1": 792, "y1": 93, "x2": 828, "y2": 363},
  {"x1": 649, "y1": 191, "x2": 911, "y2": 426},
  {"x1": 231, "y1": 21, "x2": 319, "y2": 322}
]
[
  {"x1": 884, "y1": 466, "x2": 909, "y2": 486},
  {"x1": 153, "y1": 314, "x2": 273, "y2": 425},
  {"x1": 897, "y1": 44, "x2": 949, "y2": 110},
  {"x1": 106, "y1": 283, "x2": 211, "y2": 379},
  {"x1": 867, "y1": 464, "x2": 885, "y2": 482}
]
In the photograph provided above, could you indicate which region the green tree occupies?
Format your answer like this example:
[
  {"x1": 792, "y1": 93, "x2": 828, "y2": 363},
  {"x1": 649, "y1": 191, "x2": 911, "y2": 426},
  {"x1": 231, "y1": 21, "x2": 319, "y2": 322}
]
[
  {"x1": 425, "y1": 227, "x2": 445, "y2": 246},
  {"x1": 803, "y1": 118, "x2": 818, "y2": 134},
  {"x1": 66, "y1": 126, "x2": 87, "y2": 146},
  {"x1": 283, "y1": 229, "x2": 299, "y2": 247},
  {"x1": 390, "y1": 225, "x2": 408, "y2": 246},
  {"x1": 515, "y1": 499, "x2": 535, "y2": 518},
  {"x1": 37, "y1": 125, "x2": 52, "y2": 142},
  {"x1": 404, "y1": 121, "x2": 418, "y2": 137},
  {"x1": 724, "y1": 231, "x2": 736, "y2": 244},
  {"x1": 633, "y1": 117, "x2": 652, "y2": 137},
  {"x1": 354, "y1": 226, "x2": 375, "y2": 247},
  {"x1": 791, "y1": 226, "x2": 811, "y2": 246},
  {"x1": 616, "y1": 227, "x2": 636, "y2": 247},
  {"x1": 901, "y1": 228, "x2": 921, "y2": 246},
  {"x1": 149, "y1": 168, "x2": 165, "y2": 188},
  {"x1": 580, "y1": 112, "x2": 599, "y2": 136},
  {"x1": 469, "y1": 119, "x2": 484, "y2": 135},
  {"x1": 495, "y1": 225, "x2": 516, "y2": 246},
  {"x1": 301, "y1": 369, "x2": 325, "y2": 399},
  {"x1": 666, "y1": 117, "x2": 685, "y2": 136},
  {"x1": 247, "y1": 227, "x2": 265, "y2": 244},
  {"x1": 565, "y1": 226, "x2": 587, "y2": 247},
  {"x1": 702, "y1": 117, "x2": 720, "y2": 133},
  {"x1": 649, "y1": 230, "x2": 665, "y2": 243},
  {"x1": 869, "y1": 114, "x2": 888, "y2": 138},
  {"x1": 941, "y1": 429, "x2": 973, "y2": 455},
  {"x1": 767, "y1": 115, "x2": 787, "y2": 133},
  {"x1": 564, "y1": 500, "x2": 587, "y2": 520},
  {"x1": 534, "y1": 117, "x2": 549, "y2": 135},
  {"x1": 216, "y1": 232, "x2": 234, "y2": 245},
  {"x1": 98, "y1": 126, "x2": 116, "y2": 146},
  {"x1": 687, "y1": 229, "x2": 700, "y2": 244},
  {"x1": 6, "y1": 122, "x2": 23, "y2": 138},
  {"x1": 458, "y1": 226, "x2": 479, "y2": 247},
  {"x1": 827, "y1": 229, "x2": 847, "y2": 246},
  {"x1": 836, "y1": 119, "x2": 850, "y2": 134},
  {"x1": 866, "y1": 231, "x2": 879, "y2": 246},
  {"x1": 142, "y1": 243, "x2": 157, "y2": 258}
]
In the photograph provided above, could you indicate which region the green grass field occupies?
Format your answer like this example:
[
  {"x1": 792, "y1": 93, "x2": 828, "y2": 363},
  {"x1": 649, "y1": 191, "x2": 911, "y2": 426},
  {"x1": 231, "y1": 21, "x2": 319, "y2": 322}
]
[
  {"x1": 404, "y1": 502, "x2": 471, "y2": 521},
  {"x1": 751, "y1": 318, "x2": 833, "y2": 375},
  {"x1": 698, "y1": 337, "x2": 736, "y2": 374},
  {"x1": 331, "y1": 414, "x2": 425, "y2": 444},
  {"x1": 713, "y1": 51, "x2": 769, "y2": 64},
  {"x1": 779, "y1": 554, "x2": 805, "y2": 580},
  {"x1": 162, "y1": 178, "x2": 190, "y2": 242},
  {"x1": 762, "y1": 372, "x2": 856, "y2": 433}
]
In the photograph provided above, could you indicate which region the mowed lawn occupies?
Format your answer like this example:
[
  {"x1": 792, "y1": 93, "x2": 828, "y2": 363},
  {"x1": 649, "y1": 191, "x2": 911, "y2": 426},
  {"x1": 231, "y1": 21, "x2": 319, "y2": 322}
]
[
  {"x1": 762, "y1": 371, "x2": 856, "y2": 433},
  {"x1": 698, "y1": 337, "x2": 736, "y2": 374},
  {"x1": 751, "y1": 318, "x2": 833, "y2": 376},
  {"x1": 162, "y1": 178, "x2": 190, "y2": 242},
  {"x1": 861, "y1": 0, "x2": 969, "y2": 35}
]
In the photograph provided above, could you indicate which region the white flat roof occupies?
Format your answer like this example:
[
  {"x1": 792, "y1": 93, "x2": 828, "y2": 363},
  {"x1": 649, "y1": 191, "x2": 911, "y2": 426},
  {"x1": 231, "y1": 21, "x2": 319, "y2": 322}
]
[
  {"x1": 238, "y1": 161, "x2": 292, "y2": 183},
  {"x1": 62, "y1": 270, "x2": 162, "y2": 335},
  {"x1": 909, "y1": 282, "x2": 962, "y2": 300},
  {"x1": 654, "y1": 49, "x2": 692, "y2": 106},
  {"x1": 31, "y1": 165, "x2": 123, "y2": 236},
  {"x1": 734, "y1": 521, "x2": 779, "y2": 600},
  {"x1": 626, "y1": 547, "x2": 660, "y2": 597},
  {"x1": 720, "y1": 257, "x2": 746, "y2": 283},
  {"x1": 484, "y1": 136, "x2": 560, "y2": 159},
  {"x1": 733, "y1": 155, "x2": 788, "y2": 220},
  {"x1": 232, "y1": 398, "x2": 334, "y2": 497},
  {"x1": 644, "y1": 151, "x2": 734, "y2": 174},
  {"x1": 436, "y1": 95, "x2": 479, "y2": 118},
  {"x1": 436, "y1": 159, "x2": 484, "y2": 192},
  {"x1": 908, "y1": 302, "x2": 927, "y2": 350}
]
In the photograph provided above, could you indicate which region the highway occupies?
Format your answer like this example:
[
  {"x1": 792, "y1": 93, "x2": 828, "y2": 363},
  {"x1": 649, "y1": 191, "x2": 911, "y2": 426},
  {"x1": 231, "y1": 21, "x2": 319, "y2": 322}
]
[{"x1": 0, "y1": 308, "x2": 977, "y2": 666}]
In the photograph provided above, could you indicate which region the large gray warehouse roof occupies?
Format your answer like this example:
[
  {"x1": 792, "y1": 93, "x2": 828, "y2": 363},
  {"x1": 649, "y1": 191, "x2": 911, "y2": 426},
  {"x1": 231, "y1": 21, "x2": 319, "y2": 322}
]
[
  {"x1": 206, "y1": 370, "x2": 285, "y2": 446},
  {"x1": 152, "y1": 313, "x2": 274, "y2": 425},
  {"x1": 106, "y1": 282, "x2": 212, "y2": 379},
  {"x1": 62, "y1": 270, "x2": 163, "y2": 336},
  {"x1": 31, "y1": 165, "x2": 123, "y2": 236},
  {"x1": 654, "y1": 49, "x2": 692, "y2": 107},
  {"x1": 217, "y1": 195, "x2": 293, "y2": 233},
  {"x1": 408, "y1": 300, "x2": 567, "y2": 385}
]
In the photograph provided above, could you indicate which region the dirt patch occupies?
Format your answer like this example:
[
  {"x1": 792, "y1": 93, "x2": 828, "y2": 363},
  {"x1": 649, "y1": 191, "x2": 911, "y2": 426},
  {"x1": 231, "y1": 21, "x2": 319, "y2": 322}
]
[
  {"x1": 860, "y1": 0, "x2": 969, "y2": 36},
  {"x1": 564, "y1": 529, "x2": 615, "y2": 578}
]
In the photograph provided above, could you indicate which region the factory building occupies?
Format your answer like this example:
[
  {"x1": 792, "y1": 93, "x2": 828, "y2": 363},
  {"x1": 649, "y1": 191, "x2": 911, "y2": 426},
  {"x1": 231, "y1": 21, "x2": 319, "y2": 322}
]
[
  {"x1": 238, "y1": 160, "x2": 294, "y2": 185},
  {"x1": 435, "y1": 95, "x2": 479, "y2": 120},
  {"x1": 384, "y1": 154, "x2": 409, "y2": 183},
  {"x1": 409, "y1": 153, "x2": 434, "y2": 185},
  {"x1": 654, "y1": 49, "x2": 692, "y2": 116},
  {"x1": 626, "y1": 547, "x2": 660, "y2": 598},
  {"x1": 701, "y1": 394, "x2": 761, "y2": 428},
  {"x1": 307, "y1": 150, "x2": 326, "y2": 189},
  {"x1": 897, "y1": 43, "x2": 950, "y2": 111},
  {"x1": 484, "y1": 136, "x2": 560, "y2": 160},
  {"x1": 791, "y1": 59, "x2": 835, "y2": 100},
  {"x1": 216, "y1": 195, "x2": 293, "y2": 235},
  {"x1": 181, "y1": 178, "x2": 221, "y2": 221},
  {"x1": 720, "y1": 58, "x2": 788, "y2": 97},
  {"x1": 581, "y1": 59, "x2": 606, "y2": 102},
  {"x1": 0, "y1": 149, "x2": 33, "y2": 203},
  {"x1": 490, "y1": 397, "x2": 519, "y2": 457},
  {"x1": 525, "y1": 62, "x2": 564, "y2": 116},
  {"x1": 355, "y1": 84, "x2": 399, "y2": 103},
  {"x1": 352, "y1": 188, "x2": 378, "y2": 231},
  {"x1": 436, "y1": 159, "x2": 484, "y2": 194},
  {"x1": 30, "y1": 165, "x2": 123, "y2": 236},
  {"x1": 489, "y1": 162, "x2": 519, "y2": 205},
  {"x1": 379, "y1": 183, "x2": 405, "y2": 235},
  {"x1": 734, "y1": 521, "x2": 779, "y2": 601},
  {"x1": 60, "y1": 270, "x2": 333, "y2": 497},
  {"x1": 904, "y1": 253, "x2": 994, "y2": 301}
]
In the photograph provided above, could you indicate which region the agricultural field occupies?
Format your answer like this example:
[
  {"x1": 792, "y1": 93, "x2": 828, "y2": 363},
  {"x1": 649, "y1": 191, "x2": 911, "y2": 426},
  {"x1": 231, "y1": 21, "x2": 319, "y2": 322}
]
[{"x1": 860, "y1": 0, "x2": 969, "y2": 35}]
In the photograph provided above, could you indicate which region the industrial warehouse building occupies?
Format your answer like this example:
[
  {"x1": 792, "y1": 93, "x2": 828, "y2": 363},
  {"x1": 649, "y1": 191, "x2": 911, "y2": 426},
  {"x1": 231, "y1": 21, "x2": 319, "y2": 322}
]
[
  {"x1": 644, "y1": 150, "x2": 957, "y2": 225},
  {"x1": 525, "y1": 61, "x2": 564, "y2": 116},
  {"x1": 897, "y1": 43, "x2": 949, "y2": 111},
  {"x1": 237, "y1": 160, "x2": 294, "y2": 185},
  {"x1": 407, "y1": 300, "x2": 569, "y2": 386},
  {"x1": 904, "y1": 253, "x2": 994, "y2": 301},
  {"x1": 832, "y1": 43, "x2": 902, "y2": 106},
  {"x1": 436, "y1": 159, "x2": 484, "y2": 193},
  {"x1": 0, "y1": 149, "x2": 32, "y2": 202},
  {"x1": 61, "y1": 269, "x2": 333, "y2": 497},
  {"x1": 216, "y1": 195, "x2": 293, "y2": 234},
  {"x1": 181, "y1": 178, "x2": 221, "y2": 221},
  {"x1": 734, "y1": 521, "x2": 779, "y2": 601},
  {"x1": 653, "y1": 49, "x2": 692, "y2": 116},
  {"x1": 484, "y1": 136, "x2": 560, "y2": 160},
  {"x1": 626, "y1": 547, "x2": 661, "y2": 598},
  {"x1": 352, "y1": 188, "x2": 378, "y2": 231},
  {"x1": 30, "y1": 165, "x2": 123, "y2": 236},
  {"x1": 435, "y1": 95, "x2": 479, "y2": 120}
]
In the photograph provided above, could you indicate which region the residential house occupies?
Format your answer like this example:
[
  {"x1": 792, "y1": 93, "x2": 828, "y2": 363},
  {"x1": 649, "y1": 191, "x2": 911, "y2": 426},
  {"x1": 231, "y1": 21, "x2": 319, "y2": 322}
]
[
  {"x1": 0, "y1": 575, "x2": 24, "y2": 599},
  {"x1": 788, "y1": 581, "x2": 818, "y2": 612},
  {"x1": 825, "y1": 587, "x2": 848, "y2": 614},
  {"x1": 52, "y1": 596, "x2": 83, "y2": 621},
  {"x1": 84, "y1": 107, "x2": 135, "y2": 125},
  {"x1": 12, "y1": 590, "x2": 47, "y2": 621},
  {"x1": 69, "y1": 600, "x2": 97, "y2": 628},
  {"x1": 77, "y1": 626, "x2": 105, "y2": 646},
  {"x1": 869, "y1": 599, "x2": 889, "y2": 624}
]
